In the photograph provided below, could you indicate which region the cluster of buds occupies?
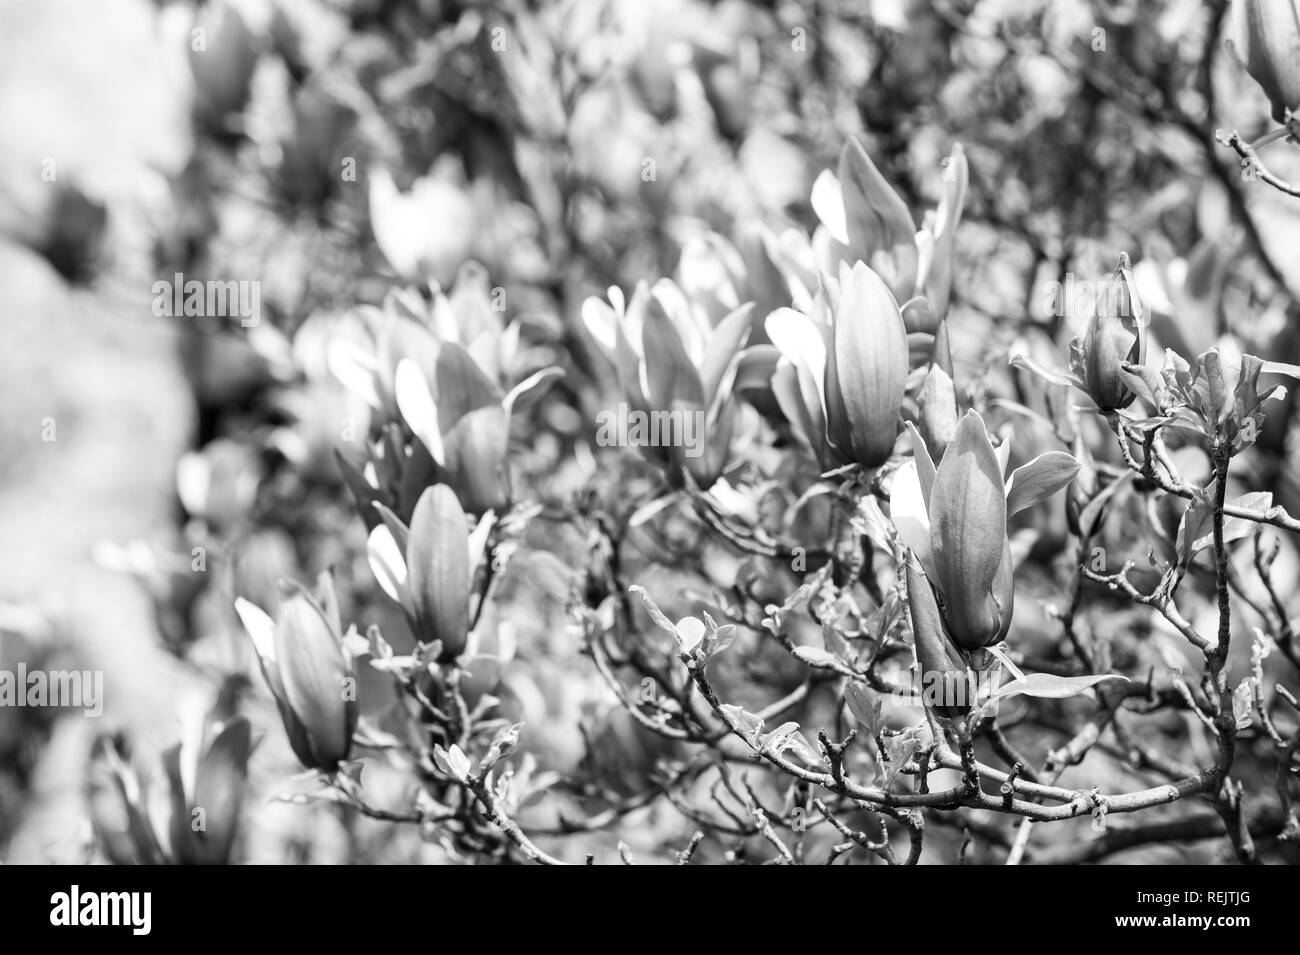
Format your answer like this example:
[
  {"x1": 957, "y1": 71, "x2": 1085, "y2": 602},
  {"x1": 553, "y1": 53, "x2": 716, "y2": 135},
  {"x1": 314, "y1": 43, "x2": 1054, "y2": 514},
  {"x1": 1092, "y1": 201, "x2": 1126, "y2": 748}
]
[
  {"x1": 235, "y1": 574, "x2": 359, "y2": 772},
  {"x1": 582, "y1": 277, "x2": 755, "y2": 487},
  {"x1": 1122, "y1": 346, "x2": 1300, "y2": 452},
  {"x1": 329, "y1": 273, "x2": 561, "y2": 517}
]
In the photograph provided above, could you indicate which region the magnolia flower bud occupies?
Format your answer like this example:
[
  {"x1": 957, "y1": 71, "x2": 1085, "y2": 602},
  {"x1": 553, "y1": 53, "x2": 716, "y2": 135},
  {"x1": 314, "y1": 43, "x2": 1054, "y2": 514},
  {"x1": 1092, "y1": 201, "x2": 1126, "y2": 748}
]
[
  {"x1": 1229, "y1": 0, "x2": 1300, "y2": 124},
  {"x1": 826, "y1": 263, "x2": 909, "y2": 468},
  {"x1": 1070, "y1": 254, "x2": 1146, "y2": 412},
  {"x1": 892, "y1": 412, "x2": 1019, "y2": 652},
  {"x1": 916, "y1": 364, "x2": 959, "y2": 462},
  {"x1": 407, "y1": 484, "x2": 473, "y2": 661},
  {"x1": 929, "y1": 413, "x2": 1014, "y2": 649},
  {"x1": 811, "y1": 138, "x2": 918, "y2": 303},
  {"x1": 236, "y1": 580, "x2": 358, "y2": 772}
]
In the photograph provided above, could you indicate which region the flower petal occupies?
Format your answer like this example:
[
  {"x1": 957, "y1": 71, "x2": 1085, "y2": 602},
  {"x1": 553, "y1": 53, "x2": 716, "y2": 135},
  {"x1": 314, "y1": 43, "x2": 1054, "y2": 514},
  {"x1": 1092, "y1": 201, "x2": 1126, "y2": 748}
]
[
  {"x1": 407, "y1": 484, "x2": 472, "y2": 659},
  {"x1": 838, "y1": 137, "x2": 916, "y2": 257},
  {"x1": 889, "y1": 461, "x2": 934, "y2": 576},
  {"x1": 234, "y1": 597, "x2": 276, "y2": 664},
  {"x1": 367, "y1": 525, "x2": 409, "y2": 606},
  {"x1": 1005, "y1": 451, "x2": 1081, "y2": 517},
  {"x1": 810, "y1": 169, "x2": 849, "y2": 246},
  {"x1": 832, "y1": 262, "x2": 909, "y2": 467},
  {"x1": 929, "y1": 411, "x2": 1007, "y2": 646},
  {"x1": 394, "y1": 359, "x2": 444, "y2": 465}
]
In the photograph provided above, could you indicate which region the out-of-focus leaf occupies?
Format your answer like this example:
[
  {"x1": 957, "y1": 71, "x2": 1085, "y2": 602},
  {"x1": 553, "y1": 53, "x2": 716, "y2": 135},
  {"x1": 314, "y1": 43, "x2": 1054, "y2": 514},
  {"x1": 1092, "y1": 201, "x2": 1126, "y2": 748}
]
[
  {"x1": 792, "y1": 645, "x2": 844, "y2": 669},
  {"x1": 844, "y1": 683, "x2": 882, "y2": 738}
]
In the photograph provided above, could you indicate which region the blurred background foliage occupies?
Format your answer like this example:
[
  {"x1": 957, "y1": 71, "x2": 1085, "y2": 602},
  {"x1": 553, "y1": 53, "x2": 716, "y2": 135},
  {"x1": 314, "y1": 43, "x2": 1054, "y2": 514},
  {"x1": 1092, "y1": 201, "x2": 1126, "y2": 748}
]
[{"x1": 1, "y1": 0, "x2": 1299, "y2": 863}]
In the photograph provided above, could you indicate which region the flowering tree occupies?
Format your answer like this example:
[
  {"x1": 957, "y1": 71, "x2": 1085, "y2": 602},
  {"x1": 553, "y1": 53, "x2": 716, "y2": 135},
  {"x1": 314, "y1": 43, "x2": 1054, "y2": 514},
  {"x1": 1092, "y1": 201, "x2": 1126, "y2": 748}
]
[{"x1": 50, "y1": 0, "x2": 1300, "y2": 866}]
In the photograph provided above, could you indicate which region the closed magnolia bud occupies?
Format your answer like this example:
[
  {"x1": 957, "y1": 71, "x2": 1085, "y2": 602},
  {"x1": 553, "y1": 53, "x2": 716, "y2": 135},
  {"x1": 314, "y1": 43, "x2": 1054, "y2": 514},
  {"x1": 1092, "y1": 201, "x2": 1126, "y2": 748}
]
[
  {"x1": 928, "y1": 412, "x2": 1013, "y2": 649},
  {"x1": 916, "y1": 364, "x2": 958, "y2": 462},
  {"x1": 236, "y1": 582, "x2": 358, "y2": 772},
  {"x1": 1230, "y1": 0, "x2": 1300, "y2": 124},
  {"x1": 407, "y1": 484, "x2": 472, "y2": 661},
  {"x1": 826, "y1": 262, "x2": 909, "y2": 468},
  {"x1": 1071, "y1": 254, "x2": 1146, "y2": 412}
]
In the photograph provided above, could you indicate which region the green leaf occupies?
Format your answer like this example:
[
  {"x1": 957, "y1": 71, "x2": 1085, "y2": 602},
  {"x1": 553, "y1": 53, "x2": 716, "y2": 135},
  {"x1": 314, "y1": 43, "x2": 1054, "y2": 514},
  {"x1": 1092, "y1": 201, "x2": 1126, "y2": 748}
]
[
  {"x1": 433, "y1": 743, "x2": 473, "y2": 782},
  {"x1": 1005, "y1": 451, "x2": 1081, "y2": 516},
  {"x1": 844, "y1": 684, "x2": 882, "y2": 737},
  {"x1": 883, "y1": 732, "x2": 920, "y2": 787},
  {"x1": 929, "y1": 410, "x2": 1008, "y2": 644},
  {"x1": 720, "y1": 704, "x2": 765, "y2": 749},
  {"x1": 833, "y1": 262, "x2": 909, "y2": 467},
  {"x1": 629, "y1": 585, "x2": 679, "y2": 637},
  {"x1": 792, "y1": 645, "x2": 844, "y2": 669},
  {"x1": 407, "y1": 485, "x2": 471, "y2": 660},
  {"x1": 763, "y1": 723, "x2": 825, "y2": 767},
  {"x1": 992, "y1": 672, "x2": 1128, "y2": 702}
]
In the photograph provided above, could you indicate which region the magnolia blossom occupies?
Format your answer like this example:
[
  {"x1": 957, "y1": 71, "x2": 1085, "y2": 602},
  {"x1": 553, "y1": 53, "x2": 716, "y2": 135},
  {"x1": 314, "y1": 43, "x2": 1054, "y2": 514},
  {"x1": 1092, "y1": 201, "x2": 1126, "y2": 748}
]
[
  {"x1": 370, "y1": 164, "x2": 476, "y2": 287},
  {"x1": 582, "y1": 277, "x2": 752, "y2": 487},
  {"x1": 1012, "y1": 254, "x2": 1150, "y2": 414},
  {"x1": 891, "y1": 411, "x2": 1080, "y2": 650},
  {"x1": 1228, "y1": 0, "x2": 1300, "y2": 124},
  {"x1": 811, "y1": 137, "x2": 968, "y2": 327},
  {"x1": 235, "y1": 576, "x2": 358, "y2": 772},
  {"x1": 328, "y1": 280, "x2": 561, "y2": 516},
  {"x1": 187, "y1": 0, "x2": 258, "y2": 132},
  {"x1": 96, "y1": 713, "x2": 251, "y2": 865},
  {"x1": 915, "y1": 348, "x2": 959, "y2": 462},
  {"x1": 366, "y1": 483, "x2": 495, "y2": 662},
  {"x1": 162, "y1": 714, "x2": 251, "y2": 865},
  {"x1": 905, "y1": 554, "x2": 985, "y2": 719},
  {"x1": 1069, "y1": 254, "x2": 1147, "y2": 412},
  {"x1": 766, "y1": 261, "x2": 909, "y2": 470},
  {"x1": 394, "y1": 350, "x2": 557, "y2": 515}
]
